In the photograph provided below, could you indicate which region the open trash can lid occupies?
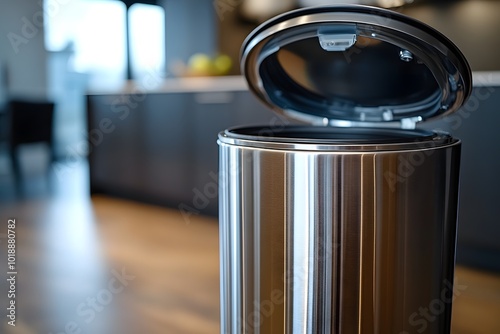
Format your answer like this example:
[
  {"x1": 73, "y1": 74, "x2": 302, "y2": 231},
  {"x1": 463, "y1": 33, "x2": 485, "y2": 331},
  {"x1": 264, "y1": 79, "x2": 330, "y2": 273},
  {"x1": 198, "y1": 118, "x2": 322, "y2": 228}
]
[{"x1": 241, "y1": 5, "x2": 472, "y2": 128}]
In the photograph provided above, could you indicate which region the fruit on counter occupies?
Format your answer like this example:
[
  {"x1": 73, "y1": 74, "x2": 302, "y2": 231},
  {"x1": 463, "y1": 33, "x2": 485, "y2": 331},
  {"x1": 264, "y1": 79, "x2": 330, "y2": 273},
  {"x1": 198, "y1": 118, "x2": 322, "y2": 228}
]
[
  {"x1": 213, "y1": 54, "x2": 233, "y2": 75},
  {"x1": 186, "y1": 53, "x2": 233, "y2": 76},
  {"x1": 188, "y1": 53, "x2": 213, "y2": 75}
]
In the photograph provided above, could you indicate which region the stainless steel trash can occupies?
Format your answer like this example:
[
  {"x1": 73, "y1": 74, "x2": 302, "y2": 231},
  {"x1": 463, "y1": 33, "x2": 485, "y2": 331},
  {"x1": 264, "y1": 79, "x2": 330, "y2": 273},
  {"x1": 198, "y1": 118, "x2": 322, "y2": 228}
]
[{"x1": 218, "y1": 5, "x2": 472, "y2": 334}]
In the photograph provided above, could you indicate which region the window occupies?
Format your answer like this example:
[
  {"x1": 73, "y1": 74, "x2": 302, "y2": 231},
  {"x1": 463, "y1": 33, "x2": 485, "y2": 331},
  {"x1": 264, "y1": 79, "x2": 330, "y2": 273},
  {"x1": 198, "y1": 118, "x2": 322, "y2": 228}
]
[
  {"x1": 129, "y1": 3, "x2": 166, "y2": 80},
  {"x1": 45, "y1": 0, "x2": 127, "y2": 87},
  {"x1": 44, "y1": 0, "x2": 165, "y2": 86}
]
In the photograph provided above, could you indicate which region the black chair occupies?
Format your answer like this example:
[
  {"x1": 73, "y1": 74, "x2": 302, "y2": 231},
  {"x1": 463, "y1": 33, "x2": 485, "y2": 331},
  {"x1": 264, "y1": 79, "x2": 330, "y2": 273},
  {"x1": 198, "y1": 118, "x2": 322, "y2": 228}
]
[
  {"x1": 7, "y1": 99, "x2": 55, "y2": 179},
  {"x1": 0, "y1": 106, "x2": 7, "y2": 143}
]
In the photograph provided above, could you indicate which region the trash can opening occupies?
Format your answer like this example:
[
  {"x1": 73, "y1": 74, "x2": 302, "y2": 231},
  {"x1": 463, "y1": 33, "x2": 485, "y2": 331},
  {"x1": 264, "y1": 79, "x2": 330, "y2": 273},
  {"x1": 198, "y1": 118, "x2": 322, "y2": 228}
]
[{"x1": 225, "y1": 126, "x2": 437, "y2": 144}]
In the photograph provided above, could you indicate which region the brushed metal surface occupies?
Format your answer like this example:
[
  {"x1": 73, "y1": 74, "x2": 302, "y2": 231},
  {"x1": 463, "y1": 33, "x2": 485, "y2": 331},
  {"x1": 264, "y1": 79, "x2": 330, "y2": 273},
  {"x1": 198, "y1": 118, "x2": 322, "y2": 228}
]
[{"x1": 219, "y1": 128, "x2": 461, "y2": 333}]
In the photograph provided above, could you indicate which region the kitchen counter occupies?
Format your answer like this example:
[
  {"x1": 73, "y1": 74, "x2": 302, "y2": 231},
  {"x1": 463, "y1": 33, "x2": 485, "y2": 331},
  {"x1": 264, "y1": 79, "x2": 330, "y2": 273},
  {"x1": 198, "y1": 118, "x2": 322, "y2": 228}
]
[
  {"x1": 86, "y1": 71, "x2": 500, "y2": 96},
  {"x1": 86, "y1": 75, "x2": 249, "y2": 95}
]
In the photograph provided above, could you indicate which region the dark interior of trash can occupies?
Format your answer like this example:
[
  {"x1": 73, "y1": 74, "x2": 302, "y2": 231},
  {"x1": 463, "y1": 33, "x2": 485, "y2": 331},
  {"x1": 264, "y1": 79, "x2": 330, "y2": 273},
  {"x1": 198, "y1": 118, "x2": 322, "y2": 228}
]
[
  {"x1": 258, "y1": 36, "x2": 441, "y2": 122},
  {"x1": 228, "y1": 126, "x2": 437, "y2": 144}
]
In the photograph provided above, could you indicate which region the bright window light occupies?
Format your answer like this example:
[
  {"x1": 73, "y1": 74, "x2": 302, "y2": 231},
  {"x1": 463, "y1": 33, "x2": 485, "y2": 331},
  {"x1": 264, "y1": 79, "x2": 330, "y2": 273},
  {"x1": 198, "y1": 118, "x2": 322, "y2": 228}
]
[
  {"x1": 129, "y1": 3, "x2": 166, "y2": 79},
  {"x1": 44, "y1": 0, "x2": 127, "y2": 85}
]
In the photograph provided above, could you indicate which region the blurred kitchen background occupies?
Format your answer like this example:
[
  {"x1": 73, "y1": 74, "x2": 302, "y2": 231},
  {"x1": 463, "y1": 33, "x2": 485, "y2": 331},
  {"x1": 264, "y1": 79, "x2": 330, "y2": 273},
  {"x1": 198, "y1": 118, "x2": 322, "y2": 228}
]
[{"x1": 0, "y1": 0, "x2": 499, "y2": 333}]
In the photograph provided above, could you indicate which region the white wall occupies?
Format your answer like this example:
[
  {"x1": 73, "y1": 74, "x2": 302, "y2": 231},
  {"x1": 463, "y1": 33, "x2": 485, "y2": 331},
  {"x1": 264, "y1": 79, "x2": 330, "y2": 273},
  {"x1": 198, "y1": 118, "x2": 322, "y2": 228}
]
[{"x1": 0, "y1": 0, "x2": 48, "y2": 99}]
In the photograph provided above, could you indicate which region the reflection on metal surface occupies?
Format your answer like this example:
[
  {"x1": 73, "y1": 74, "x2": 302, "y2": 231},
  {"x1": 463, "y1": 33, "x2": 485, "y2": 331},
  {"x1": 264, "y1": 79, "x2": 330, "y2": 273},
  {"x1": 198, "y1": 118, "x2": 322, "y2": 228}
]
[{"x1": 219, "y1": 127, "x2": 461, "y2": 333}]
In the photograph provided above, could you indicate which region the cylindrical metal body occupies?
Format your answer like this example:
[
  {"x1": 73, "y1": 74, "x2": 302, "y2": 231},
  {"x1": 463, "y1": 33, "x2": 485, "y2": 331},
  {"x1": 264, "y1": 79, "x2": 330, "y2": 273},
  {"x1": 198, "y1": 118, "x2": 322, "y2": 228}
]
[{"x1": 219, "y1": 126, "x2": 461, "y2": 334}]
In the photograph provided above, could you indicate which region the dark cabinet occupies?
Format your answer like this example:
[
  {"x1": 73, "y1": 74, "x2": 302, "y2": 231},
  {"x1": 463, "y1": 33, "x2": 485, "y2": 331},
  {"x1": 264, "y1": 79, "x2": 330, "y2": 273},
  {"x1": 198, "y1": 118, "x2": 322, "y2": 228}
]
[{"x1": 87, "y1": 85, "x2": 276, "y2": 216}]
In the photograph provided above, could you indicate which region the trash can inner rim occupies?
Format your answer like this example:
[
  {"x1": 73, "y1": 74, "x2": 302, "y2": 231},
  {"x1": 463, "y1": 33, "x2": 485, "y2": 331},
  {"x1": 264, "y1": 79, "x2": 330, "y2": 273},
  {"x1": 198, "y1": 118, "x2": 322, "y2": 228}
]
[{"x1": 225, "y1": 126, "x2": 438, "y2": 144}]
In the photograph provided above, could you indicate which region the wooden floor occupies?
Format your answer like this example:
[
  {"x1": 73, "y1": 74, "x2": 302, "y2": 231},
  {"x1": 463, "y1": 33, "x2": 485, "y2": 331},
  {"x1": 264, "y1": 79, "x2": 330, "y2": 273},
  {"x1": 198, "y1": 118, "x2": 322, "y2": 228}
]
[{"x1": 0, "y1": 158, "x2": 499, "y2": 334}]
